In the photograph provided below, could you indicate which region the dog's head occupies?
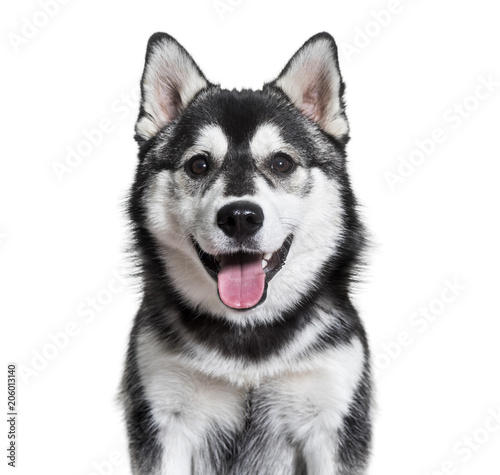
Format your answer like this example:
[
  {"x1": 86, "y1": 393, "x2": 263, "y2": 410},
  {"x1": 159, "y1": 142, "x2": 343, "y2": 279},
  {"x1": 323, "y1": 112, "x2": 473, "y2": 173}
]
[{"x1": 129, "y1": 33, "x2": 364, "y2": 322}]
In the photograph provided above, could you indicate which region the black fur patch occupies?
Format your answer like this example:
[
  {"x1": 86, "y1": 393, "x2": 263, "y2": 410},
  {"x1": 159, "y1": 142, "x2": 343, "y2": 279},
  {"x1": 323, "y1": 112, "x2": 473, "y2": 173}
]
[
  {"x1": 336, "y1": 364, "x2": 373, "y2": 474},
  {"x1": 121, "y1": 319, "x2": 163, "y2": 473}
]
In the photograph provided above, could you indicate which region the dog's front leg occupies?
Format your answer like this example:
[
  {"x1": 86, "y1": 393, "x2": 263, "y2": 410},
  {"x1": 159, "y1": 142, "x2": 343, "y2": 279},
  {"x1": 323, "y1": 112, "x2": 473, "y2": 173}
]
[
  {"x1": 123, "y1": 332, "x2": 246, "y2": 475},
  {"x1": 126, "y1": 405, "x2": 219, "y2": 475},
  {"x1": 254, "y1": 337, "x2": 372, "y2": 475}
]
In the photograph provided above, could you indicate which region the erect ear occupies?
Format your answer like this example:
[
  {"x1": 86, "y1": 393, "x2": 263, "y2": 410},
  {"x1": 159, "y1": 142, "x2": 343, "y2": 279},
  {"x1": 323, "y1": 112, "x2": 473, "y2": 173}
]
[
  {"x1": 135, "y1": 33, "x2": 210, "y2": 142},
  {"x1": 267, "y1": 33, "x2": 349, "y2": 144}
]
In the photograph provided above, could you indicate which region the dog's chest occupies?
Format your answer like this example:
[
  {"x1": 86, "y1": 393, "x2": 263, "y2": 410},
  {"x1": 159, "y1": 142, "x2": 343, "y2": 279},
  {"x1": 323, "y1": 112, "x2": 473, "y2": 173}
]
[{"x1": 136, "y1": 330, "x2": 364, "y2": 458}]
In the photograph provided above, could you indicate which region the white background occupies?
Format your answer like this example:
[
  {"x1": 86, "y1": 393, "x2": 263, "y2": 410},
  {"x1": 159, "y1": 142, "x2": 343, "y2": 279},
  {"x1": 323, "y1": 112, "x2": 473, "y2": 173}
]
[{"x1": 1, "y1": 1, "x2": 499, "y2": 474}]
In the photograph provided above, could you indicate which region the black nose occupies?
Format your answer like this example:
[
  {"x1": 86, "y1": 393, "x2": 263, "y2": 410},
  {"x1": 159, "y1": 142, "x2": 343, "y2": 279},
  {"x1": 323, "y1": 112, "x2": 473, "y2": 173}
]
[{"x1": 217, "y1": 201, "x2": 264, "y2": 239}]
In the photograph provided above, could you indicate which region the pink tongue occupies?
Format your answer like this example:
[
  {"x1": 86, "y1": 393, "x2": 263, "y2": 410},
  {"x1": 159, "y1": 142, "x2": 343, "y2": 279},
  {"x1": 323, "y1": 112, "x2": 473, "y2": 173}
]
[{"x1": 218, "y1": 253, "x2": 265, "y2": 309}]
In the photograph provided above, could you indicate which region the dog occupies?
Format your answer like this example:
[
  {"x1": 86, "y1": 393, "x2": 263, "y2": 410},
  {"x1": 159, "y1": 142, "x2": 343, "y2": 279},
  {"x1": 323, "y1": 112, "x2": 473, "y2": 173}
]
[{"x1": 120, "y1": 32, "x2": 372, "y2": 475}]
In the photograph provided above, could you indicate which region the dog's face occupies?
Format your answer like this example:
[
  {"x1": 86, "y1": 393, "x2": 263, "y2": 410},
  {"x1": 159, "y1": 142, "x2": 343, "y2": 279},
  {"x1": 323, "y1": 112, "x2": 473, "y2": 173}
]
[{"x1": 130, "y1": 33, "x2": 356, "y2": 323}]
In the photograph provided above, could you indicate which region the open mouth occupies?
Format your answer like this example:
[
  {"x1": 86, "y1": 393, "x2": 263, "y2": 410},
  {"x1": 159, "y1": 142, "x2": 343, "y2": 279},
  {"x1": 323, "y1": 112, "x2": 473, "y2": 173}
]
[{"x1": 192, "y1": 235, "x2": 293, "y2": 310}]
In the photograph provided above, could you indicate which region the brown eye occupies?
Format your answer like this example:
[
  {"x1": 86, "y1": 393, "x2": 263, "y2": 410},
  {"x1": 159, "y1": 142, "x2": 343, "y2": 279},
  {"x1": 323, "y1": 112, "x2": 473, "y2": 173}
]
[
  {"x1": 187, "y1": 154, "x2": 209, "y2": 176},
  {"x1": 271, "y1": 153, "x2": 294, "y2": 174}
]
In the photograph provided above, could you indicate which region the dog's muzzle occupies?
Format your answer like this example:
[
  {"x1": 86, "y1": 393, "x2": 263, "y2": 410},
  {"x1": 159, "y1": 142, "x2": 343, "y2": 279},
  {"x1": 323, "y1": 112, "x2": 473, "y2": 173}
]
[{"x1": 192, "y1": 202, "x2": 293, "y2": 310}]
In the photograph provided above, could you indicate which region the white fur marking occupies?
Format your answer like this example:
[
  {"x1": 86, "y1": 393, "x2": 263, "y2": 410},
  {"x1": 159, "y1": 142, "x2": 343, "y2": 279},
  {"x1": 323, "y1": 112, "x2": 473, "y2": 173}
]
[
  {"x1": 186, "y1": 124, "x2": 229, "y2": 164},
  {"x1": 250, "y1": 123, "x2": 288, "y2": 160}
]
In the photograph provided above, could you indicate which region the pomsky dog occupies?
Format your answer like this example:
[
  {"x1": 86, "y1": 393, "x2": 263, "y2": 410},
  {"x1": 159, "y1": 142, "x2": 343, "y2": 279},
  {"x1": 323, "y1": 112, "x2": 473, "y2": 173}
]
[{"x1": 121, "y1": 32, "x2": 372, "y2": 475}]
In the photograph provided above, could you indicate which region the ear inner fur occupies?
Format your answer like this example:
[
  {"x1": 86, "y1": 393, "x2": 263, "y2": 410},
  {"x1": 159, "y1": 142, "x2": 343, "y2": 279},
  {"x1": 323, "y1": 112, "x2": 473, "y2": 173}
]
[
  {"x1": 135, "y1": 33, "x2": 211, "y2": 142},
  {"x1": 268, "y1": 32, "x2": 349, "y2": 143}
]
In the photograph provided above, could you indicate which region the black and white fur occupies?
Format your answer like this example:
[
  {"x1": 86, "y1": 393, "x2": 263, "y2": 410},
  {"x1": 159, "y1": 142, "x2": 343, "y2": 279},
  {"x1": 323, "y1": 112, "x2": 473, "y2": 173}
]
[{"x1": 121, "y1": 32, "x2": 372, "y2": 475}]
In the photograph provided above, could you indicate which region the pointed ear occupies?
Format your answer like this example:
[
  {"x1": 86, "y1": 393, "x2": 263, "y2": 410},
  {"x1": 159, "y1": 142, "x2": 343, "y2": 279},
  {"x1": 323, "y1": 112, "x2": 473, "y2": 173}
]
[
  {"x1": 135, "y1": 33, "x2": 210, "y2": 142},
  {"x1": 267, "y1": 33, "x2": 349, "y2": 143}
]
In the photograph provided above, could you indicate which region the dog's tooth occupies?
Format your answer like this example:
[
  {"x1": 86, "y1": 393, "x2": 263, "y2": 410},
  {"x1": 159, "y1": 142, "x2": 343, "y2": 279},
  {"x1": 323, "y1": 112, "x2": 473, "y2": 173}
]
[
  {"x1": 262, "y1": 259, "x2": 268, "y2": 269},
  {"x1": 264, "y1": 252, "x2": 272, "y2": 260}
]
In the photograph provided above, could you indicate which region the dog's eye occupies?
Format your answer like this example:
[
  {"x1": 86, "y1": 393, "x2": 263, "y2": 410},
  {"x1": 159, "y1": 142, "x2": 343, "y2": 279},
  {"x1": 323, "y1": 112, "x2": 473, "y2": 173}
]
[
  {"x1": 187, "y1": 155, "x2": 209, "y2": 176},
  {"x1": 271, "y1": 153, "x2": 294, "y2": 174}
]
